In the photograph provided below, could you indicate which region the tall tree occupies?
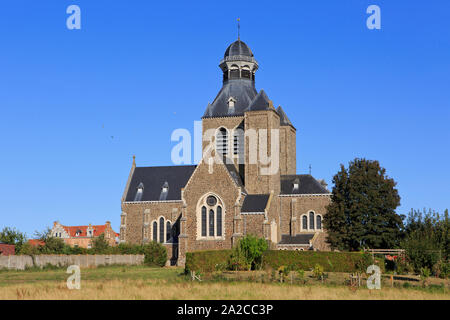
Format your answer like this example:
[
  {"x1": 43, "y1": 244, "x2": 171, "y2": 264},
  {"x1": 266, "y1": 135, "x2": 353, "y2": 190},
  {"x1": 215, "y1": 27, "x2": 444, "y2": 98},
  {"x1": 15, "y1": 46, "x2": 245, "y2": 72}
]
[
  {"x1": 324, "y1": 158, "x2": 403, "y2": 251},
  {"x1": 0, "y1": 227, "x2": 27, "y2": 253}
]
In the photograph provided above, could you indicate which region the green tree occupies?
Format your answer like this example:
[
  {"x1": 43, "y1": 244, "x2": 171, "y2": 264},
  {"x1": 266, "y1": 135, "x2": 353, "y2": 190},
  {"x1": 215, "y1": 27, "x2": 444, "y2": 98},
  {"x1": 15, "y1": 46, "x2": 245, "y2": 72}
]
[
  {"x1": 143, "y1": 241, "x2": 167, "y2": 267},
  {"x1": 229, "y1": 235, "x2": 268, "y2": 270},
  {"x1": 324, "y1": 158, "x2": 403, "y2": 251},
  {"x1": 0, "y1": 227, "x2": 27, "y2": 253},
  {"x1": 401, "y1": 208, "x2": 449, "y2": 275},
  {"x1": 91, "y1": 233, "x2": 110, "y2": 253}
]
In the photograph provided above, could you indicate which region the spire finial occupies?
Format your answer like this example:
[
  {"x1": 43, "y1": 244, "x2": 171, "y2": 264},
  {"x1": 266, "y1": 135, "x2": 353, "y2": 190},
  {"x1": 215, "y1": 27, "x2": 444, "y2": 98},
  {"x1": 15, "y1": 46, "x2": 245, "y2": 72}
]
[
  {"x1": 309, "y1": 164, "x2": 312, "y2": 175},
  {"x1": 237, "y1": 18, "x2": 240, "y2": 40}
]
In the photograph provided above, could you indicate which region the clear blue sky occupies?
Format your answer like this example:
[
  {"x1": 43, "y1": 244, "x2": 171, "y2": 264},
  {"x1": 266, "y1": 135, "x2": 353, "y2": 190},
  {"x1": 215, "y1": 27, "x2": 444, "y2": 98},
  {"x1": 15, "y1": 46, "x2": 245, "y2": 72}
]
[{"x1": 0, "y1": 0, "x2": 449, "y2": 237}]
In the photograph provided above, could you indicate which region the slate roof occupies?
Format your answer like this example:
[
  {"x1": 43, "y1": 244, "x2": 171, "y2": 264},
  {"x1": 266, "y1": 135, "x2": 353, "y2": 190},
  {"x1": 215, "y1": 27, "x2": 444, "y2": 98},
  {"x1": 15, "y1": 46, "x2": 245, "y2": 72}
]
[
  {"x1": 277, "y1": 106, "x2": 294, "y2": 128},
  {"x1": 280, "y1": 174, "x2": 330, "y2": 195},
  {"x1": 203, "y1": 79, "x2": 258, "y2": 118},
  {"x1": 279, "y1": 234, "x2": 314, "y2": 245},
  {"x1": 241, "y1": 194, "x2": 270, "y2": 213},
  {"x1": 224, "y1": 40, "x2": 253, "y2": 58},
  {"x1": 125, "y1": 165, "x2": 197, "y2": 202}
]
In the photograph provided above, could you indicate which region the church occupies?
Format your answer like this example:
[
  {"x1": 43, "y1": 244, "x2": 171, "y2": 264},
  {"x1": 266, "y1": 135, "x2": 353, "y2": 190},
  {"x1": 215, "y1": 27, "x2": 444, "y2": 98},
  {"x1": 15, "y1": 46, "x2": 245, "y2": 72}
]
[{"x1": 120, "y1": 38, "x2": 331, "y2": 266}]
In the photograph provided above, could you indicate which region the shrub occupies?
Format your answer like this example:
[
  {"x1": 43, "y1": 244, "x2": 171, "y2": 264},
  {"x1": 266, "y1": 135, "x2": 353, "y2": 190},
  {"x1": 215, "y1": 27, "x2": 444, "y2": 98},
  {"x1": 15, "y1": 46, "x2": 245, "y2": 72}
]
[
  {"x1": 228, "y1": 245, "x2": 250, "y2": 271},
  {"x1": 313, "y1": 264, "x2": 324, "y2": 280},
  {"x1": 238, "y1": 235, "x2": 268, "y2": 270},
  {"x1": 143, "y1": 241, "x2": 167, "y2": 267},
  {"x1": 262, "y1": 250, "x2": 385, "y2": 273},
  {"x1": 185, "y1": 250, "x2": 232, "y2": 274}
]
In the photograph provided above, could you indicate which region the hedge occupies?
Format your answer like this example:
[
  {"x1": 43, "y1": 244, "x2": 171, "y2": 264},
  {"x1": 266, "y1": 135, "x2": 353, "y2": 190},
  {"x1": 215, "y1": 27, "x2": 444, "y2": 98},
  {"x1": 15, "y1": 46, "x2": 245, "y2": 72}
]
[
  {"x1": 185, "y1": 250, "x2": 232, "y2": 274},
  {"x1": 262, "y1": 250, "x2": 385, "y2": 273},
  {"x1": 185, "y1": 249, "x2": 385, "y2": 273}
]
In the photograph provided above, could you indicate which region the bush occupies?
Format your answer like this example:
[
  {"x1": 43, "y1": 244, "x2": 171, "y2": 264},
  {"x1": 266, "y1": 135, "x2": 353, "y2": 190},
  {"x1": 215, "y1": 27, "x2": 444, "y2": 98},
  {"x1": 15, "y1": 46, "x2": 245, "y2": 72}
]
[
  {"x1": 262, "y1": 250, "x2": 385, "y2": 273},
  {"x1": 228, "y1": 245, "x2": 250, "y2": 271},
  {"x1": 313, "y1": 264, "x2": 324, "y2": 280},
  {"x1": 185, "y1": 250, "x2": 232, "y2": 274},
  {"x1": 238, "y1": 235, "x2": 268, "y2": 270},
  {"x1": 143, "y1": 241, "x2": 167, "y2": 267}
]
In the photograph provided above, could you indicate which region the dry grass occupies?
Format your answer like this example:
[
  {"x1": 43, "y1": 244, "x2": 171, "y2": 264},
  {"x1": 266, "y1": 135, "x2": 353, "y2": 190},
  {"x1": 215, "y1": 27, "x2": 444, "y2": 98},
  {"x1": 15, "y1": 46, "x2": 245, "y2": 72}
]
[
  {"x1": 0, "y1": 278, "x2": 449, "y2": 300},
  {"x1": 0, "y1": 266, "x2": 448, "y2": 300}
]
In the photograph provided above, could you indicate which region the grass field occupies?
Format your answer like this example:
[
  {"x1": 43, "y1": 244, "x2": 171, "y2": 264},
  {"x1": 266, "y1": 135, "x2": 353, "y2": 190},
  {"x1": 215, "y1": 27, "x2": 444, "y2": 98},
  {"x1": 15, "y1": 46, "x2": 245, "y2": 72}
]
[{"x1": 0, "y1": 266, "x2": 448, "y2": 300}]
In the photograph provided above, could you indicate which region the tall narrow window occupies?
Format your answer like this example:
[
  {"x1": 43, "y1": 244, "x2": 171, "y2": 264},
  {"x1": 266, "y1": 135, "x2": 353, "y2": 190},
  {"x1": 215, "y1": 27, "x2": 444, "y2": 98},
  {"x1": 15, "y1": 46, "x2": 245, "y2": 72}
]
[
  {"x1": 152, "y1": 221, "x2": 157, "y2": 242},
  {"x1": 216, "y1": 128, "x2": 228, "y2": 155},
  {"x1": 166, "y1": 221, "x2": 171, "y2": 242},
  {"x1": 316, "y1": 215, "x2": 322, "y2": 230},
  {"x1": 201, "y1": 206, "x2": 207, "y2": 237},
  {"x1": 159, "y1": 217, "x2": 164, "y2": 243},
  {"x1": 216, "y1": 206, "x2": 222, "y2": 236},
  {"x1": 302, "y1": 215, "x2": 307, "y2": 230},
  {"x1": 209, "y1": 209, "x2": 215, "y2": 237},
  {"x1": 309, "y1": 212, "x2": 315, "y2": 230}
]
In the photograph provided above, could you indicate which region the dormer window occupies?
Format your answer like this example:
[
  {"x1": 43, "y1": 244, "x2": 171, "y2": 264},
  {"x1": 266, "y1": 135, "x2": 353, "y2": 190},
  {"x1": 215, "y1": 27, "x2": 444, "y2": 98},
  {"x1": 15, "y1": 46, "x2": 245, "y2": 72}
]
[
  {"x1": 134, "y1": 182, "x2": 144, "y2": 201},
  {"x1": 75, "y1": 229, "x2": 82, "y2": 237},
  {"x1": 227, "y1": 97, "x2": 236, "y2": 108},
  {"x1": 159, "y1": 181, "x2": 169, "y2": 201},
  {"x1": 292, "y1": 178, "x2": 300, "y2": 192}
]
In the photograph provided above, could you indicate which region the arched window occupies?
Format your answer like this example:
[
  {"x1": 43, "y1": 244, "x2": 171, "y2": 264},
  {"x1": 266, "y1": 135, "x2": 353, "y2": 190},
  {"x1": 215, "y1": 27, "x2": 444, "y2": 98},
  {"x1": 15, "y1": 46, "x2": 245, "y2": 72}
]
[
  {"x1": 166, "y1": 221, "x2": 171, "y2": 242},
  {"x1": 233, "y1": 127, "x2": 244, "y2": 158},
  {"x1": 216, "y1": 128, "x2": 228, "y2": 155},
  {"x1": 302, "y1": 215, "x2": 307, "y2": 230},
  {"x1": 198, "y1": 194, "x2": 224, "y2": 239},
  {"x1": 152, "y1": 221, "x2": 157, "y2": 242},
  {"x1": 201, "y1": 206, "x2": 207, "y2": 237},
  {"x1": 159, "y1": 217, "x2": 164, "y2": 243},
  {"x1": 230, "y1": 65, "x2": 239, "y2": 79},
  {"x1": 309, "y1": 211, "x2": 315, "y2": 230},
  {"x1": 209, "y1": 209, "x2": 215, "y2": 237},
  {"x1": 316, "y1": 215, "x2": 322, "y2": 230},
  {"x1": 216, "y1": 206, "x2": 222, "y2": 237}
]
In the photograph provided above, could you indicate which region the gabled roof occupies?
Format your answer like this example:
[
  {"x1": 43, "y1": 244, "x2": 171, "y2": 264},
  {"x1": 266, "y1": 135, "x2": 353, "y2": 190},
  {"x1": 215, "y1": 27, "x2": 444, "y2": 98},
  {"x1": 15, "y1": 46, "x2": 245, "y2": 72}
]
[
  {"x1": 276, "y1": 106, "x2": 294, "y2": 128},
  {"x1": 280, "y1": 174, "x2": 330, "y2": 195},
  {"x1": 59, "y1": 224, "x2": 113, "y2": 238},
  {"x1": 279, "y1": 234, "x2": 314, "y2": 245},
  {"x1": 125, "y1": 165, "x2": 196, "y2": 202},
  {"x1": 247, "y1": 89, "x2": 272, "y2": 111},
  {"x1": 241, "y1": 194, "x2": 270, "y2": 213}
]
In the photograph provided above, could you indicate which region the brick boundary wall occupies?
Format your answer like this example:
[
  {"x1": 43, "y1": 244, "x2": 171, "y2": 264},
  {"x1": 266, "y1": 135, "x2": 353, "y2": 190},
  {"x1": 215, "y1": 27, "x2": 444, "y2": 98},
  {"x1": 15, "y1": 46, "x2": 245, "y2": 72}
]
[{"x1": 0, "y1": 254, "x2": 145, "y2": 270}]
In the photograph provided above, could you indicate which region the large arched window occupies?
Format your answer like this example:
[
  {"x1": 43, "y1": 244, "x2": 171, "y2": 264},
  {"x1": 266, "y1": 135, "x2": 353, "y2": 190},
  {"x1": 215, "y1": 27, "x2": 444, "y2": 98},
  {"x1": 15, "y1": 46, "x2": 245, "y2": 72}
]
[
  {"x1": 201, "y1": 206, "x2": 207, "y2": 237},
  {"x1": 166, "y1": 221, "x2": 172, "y2": 242},
  {"x1": 302, "y1": 215, "x2": 307, "y2": 230},
  {"x1": 316, "y1": 215, "x2": 322, "y2": 230},
  {"x1": 216, "y1": 206, "x2": 222, "y2": 237},
  {"x1": 197, "y1": 194, "x2": 224, "y2": 239},
  {"x1": 216, "y1": 127, "x2": 228, "y2": 155},
  {"x1": 159, "y1": 217, "x2": 165, "y2": 243},
  {"x1": 151, "y1": 217, "x2": 175, "y2": 243},
  {"x1": 209, "y1": 209, "x2": 215, "y2": 236},
  {"x1": 152, "y1": 222, "x2": 157, "y2": 242},
  {"x1": 309, "y1": 211, "x2": 315, "y2": 230}
]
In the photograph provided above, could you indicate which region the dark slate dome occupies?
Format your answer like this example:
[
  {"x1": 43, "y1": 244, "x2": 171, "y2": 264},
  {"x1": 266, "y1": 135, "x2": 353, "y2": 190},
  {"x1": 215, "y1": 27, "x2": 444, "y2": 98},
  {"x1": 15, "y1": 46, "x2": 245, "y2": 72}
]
[{"x1": 224, "y1": 40, "x2": 253, "y2": 58}]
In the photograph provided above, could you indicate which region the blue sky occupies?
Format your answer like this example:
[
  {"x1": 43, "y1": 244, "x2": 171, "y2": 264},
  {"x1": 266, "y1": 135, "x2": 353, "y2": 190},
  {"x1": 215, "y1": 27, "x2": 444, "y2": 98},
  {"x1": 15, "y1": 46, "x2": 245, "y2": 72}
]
[{"x1": 0, "y1": 0, "x2": 449, "y2": 237}]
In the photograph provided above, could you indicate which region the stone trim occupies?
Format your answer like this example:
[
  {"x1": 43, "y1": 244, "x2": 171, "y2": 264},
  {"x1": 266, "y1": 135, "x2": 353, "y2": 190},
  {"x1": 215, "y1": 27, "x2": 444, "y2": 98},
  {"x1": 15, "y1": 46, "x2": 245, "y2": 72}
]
[
  {"x1": 123, "y1": 200, "x2": 183, "y2": 204},
  {"x1": 279, "y1": 194, "x2": 331, "y2": 197}
]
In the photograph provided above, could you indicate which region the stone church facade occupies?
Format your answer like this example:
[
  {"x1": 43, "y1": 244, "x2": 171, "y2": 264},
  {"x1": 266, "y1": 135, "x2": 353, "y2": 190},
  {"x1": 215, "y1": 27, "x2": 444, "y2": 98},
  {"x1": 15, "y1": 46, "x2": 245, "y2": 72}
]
[{"x1": 120, "y1": 39, "x2": 331, "y2": 265}]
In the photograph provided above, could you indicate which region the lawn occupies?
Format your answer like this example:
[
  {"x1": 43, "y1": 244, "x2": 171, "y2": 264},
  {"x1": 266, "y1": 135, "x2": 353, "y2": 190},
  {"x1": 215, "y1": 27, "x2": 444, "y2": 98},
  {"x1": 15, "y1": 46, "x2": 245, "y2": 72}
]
[{"x1": 0, "y1": 266, "x2": 448, "y2": 300}]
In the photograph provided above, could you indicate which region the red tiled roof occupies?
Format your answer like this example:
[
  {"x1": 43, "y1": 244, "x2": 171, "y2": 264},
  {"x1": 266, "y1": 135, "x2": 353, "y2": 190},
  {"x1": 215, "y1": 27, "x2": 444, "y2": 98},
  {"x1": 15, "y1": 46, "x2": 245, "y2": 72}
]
[
  {"x1": 0, "y1": 243, "x2": 15, "y2": 256},
  {"x1": 28, "y1": 239, "x2": 45, "y2": 247},
  {"x1": 60, "y1": 224, "x2": 115, "y2": 238}
]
